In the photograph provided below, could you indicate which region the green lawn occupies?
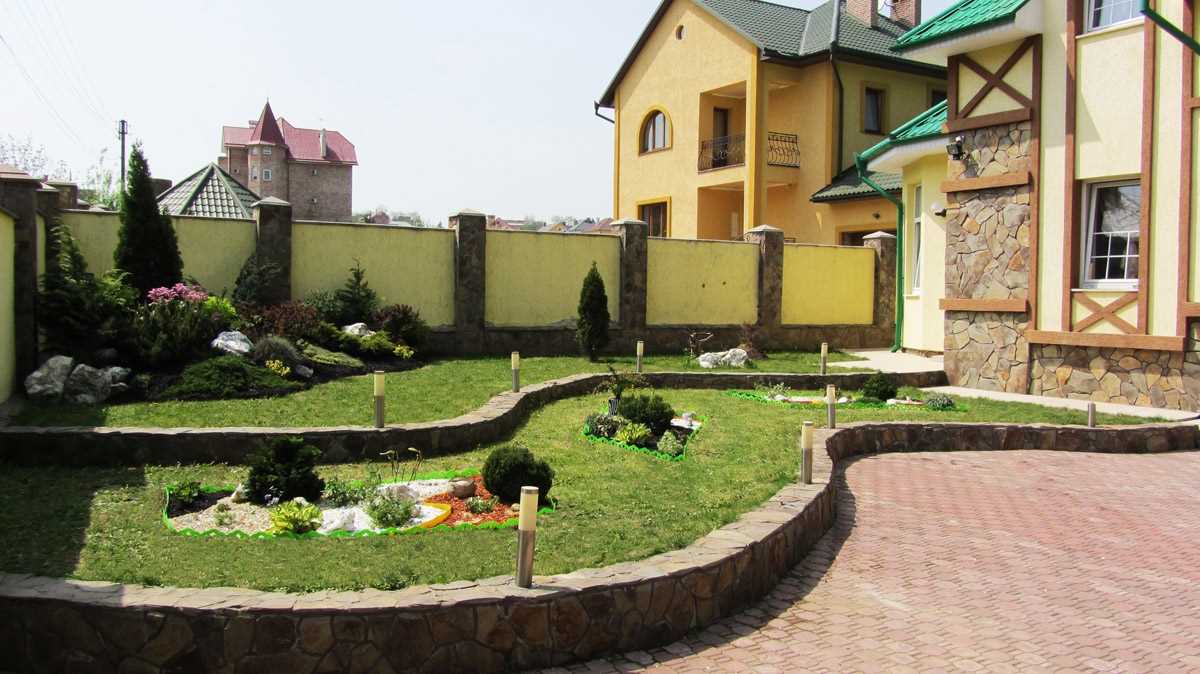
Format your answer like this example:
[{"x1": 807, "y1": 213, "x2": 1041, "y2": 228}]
[
  {"x1": 12, "y1": 351, "x2": 861, "y2": 428},
  {"x1": 0, "y1": 388, "x2": 1155, "y2": 592}
]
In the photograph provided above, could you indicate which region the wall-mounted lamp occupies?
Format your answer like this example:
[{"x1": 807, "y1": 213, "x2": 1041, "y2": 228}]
[
  {"x1": 946, "y1": 136, "x2": 965, "y2": 160},
  {"x1": 931, "y1": 201, "x2": 947, "y2": 217}
]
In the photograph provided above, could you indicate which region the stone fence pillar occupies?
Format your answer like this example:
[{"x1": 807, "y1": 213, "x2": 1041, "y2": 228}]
[
  {"x1": 613, "y1": 219, "x2": 647, "y2": 336},
  {"x1": 0, "y1": 167, "x2": 44, "y2": 381},
  {"x1": 743, "y1": 225, "x2": 783, "y2": 335},
  {"x1": 252, "y1": 197, "x2": 293, "y2": 305},
  {"x1": 863, "y1": 231, "x2": 897, "y2": 336},
  {"x1": 451, "y1": 210, "x2": 486, "y2": 353}
]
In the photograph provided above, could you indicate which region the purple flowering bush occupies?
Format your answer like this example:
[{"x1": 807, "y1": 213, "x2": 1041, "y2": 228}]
[{"x1": 135, "y1": 283, "x2": 238, "y2": 367}]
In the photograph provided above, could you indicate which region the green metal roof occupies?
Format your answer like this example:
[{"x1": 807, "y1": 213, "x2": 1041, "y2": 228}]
[
  {"x1": 859, "y1": 100, "x2": 948, "y2": 163},
  {"x1": 811, "y1": 167, "x2": 901, "y2": 202},
  {"x1": 157, "y1": 164, "x2": 260, "y2": 219},
  {"x1": 894, "y1": 0, "x2": 1031, "y2": 51}
]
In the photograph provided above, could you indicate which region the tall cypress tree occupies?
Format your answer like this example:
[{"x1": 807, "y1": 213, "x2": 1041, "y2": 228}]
[
  {"x1": 576, "y1": 262, "x2": 610, "y2": 360},
  {"x1": 114, "y1": 143, "x2": 183, "y2": 295}
]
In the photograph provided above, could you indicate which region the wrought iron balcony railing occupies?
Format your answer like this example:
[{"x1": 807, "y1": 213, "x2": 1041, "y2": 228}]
[{"x1": 697, "y1": 132, "x2": 801, "y2": 172}]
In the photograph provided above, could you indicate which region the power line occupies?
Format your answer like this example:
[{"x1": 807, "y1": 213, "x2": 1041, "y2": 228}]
[
  {"x1": 7, "y1": 0, "x2": 108, "y2": 124},
  {"x1": 0, "y1": 28, "x2": 89, "y2": 150},
  {"x1": 27, "y1": 0, "x2": 112, "y2": 121}
]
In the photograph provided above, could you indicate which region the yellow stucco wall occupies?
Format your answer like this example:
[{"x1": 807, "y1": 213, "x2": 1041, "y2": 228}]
[
  {"x1": 901, "y1": 155, "x2": 949, "y2": 352},
  {"x1": 781, "y1": 243, "x2": 875, "y2": 325},
  {"x1": 485, "y1": 230, "x2": 620, "y2": 327},
  {"x1": 62, "y1": 210, "x2": 121, "y2": 276},
  {"x1": 1150, "y1": 6, "x2": 1182, "y2": 336},
  {"x1": 646, "y1": 238, "x2": 758, "y2": 324},
  {"x1": 957, "y1": 41, "x2": 1034, "y2": 118},
  {"x1": 1037, "y1": 9, "x2": 1068, "y2": 331},
  {"x1": 1076, "y1": 24, "x2": 1144, "y2": 180},
  {"x1": 0, "y1": 210, "x2": 14, "y2": 405},
  {"x1": 174, "y1": 216, "x2": 257, "y2": 294},
  {"x1": 292, "y1": 222, "x2": 456, "y2": 327},
  {"x1": 838, "y1": 61, "x2": 947, "y2": 177}
]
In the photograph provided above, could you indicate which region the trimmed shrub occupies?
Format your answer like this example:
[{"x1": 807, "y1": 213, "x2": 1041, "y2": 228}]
[
  {"x1": 333, "y1": 260, "x2": 380, "y2": 325},
  {"x1": 245, "y1": 437, "x2": 325, "y2": 505},
  {"x1": 252, "y1": 335, "x2": 302, "y2": 368},
  {"x1": 162, "y1": 355, "x2": 301, "y2": 400},
  {"x1": 375, "y1": 304, "x2": 430, "y2": 351},
  {"x1": 617, "y1": 393, "x2": 676, "y2": 436},
  {"x1": 860, "y1": 373, "x2": 898, "y2": 402},
  {"x1": 482, "y1": 445, "x2": 554, "y2": 503},
  {"x1": 232, "y1": 253, "x2": 283, "y2": 306},
  {"x1": 924, "y1": 393, "x2": 956, "y2": 411},
  {"x1": 614, "y1": 422, "x2": 653, "y2": 447},
  {"x1": 576, "y1": 262, "x2": 610, "y2": 360},
  {"x1": 114, "y1": 144, "x2": 183, "y2": 295}
]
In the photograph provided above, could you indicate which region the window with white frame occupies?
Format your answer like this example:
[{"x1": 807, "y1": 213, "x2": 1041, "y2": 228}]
[
  {"x1": 911, "y1": 185, "x2": 923, "y2": 292},
  {"x1": 263, "y1": 146, "x2": 272, "y2": 155},
  {"x1": 1082, "y1": 180, "x2": 1140, "y2": 288},
  {"x1": 1086, "y1": 0, "x2": 1138, "y2": 32},
  {"x1": 263, "y1": 168, "x2": 272, "y2": 181}
]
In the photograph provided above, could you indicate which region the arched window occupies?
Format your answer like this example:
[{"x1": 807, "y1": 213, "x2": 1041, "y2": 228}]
[{"x1": 640, "y1": 110, "x2": 669, "y2": 153}]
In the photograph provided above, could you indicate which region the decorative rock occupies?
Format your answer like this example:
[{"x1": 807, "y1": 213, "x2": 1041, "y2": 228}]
[
  {"x1": 378, "y1": 484, "x2": 417, "y2": 501},
  {"x1": 63, "y1": 364, "x2": 112, "y2": 405},
  {"x1": 697, "y1": 348, "x2": 749, "y2": 369},
  {"x1": 343, "y1": 323, "x2": 374, "y2": 338},
  {"x1": 211, "y1": 331, "x2": 253, "y2": 356},
  {"x1": 104, "y1": 366, "x2": 132, "y2": 385},
  {"x1": 231, "y1": 484, "x2": 250, "y2": 503},
  {"x1": 450, "y1": 478, "x2": 476, "y2": 499},
  {"x1": 24, "y1": 355, "x2": 75, "y2": 400},
  {"x1": 294, "y1": 364, "x2": 314, "y2": 380}
]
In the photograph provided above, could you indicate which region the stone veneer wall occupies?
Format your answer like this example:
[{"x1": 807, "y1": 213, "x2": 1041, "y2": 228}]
[
  {"x1": 943, "y1": 121, "x2": 1033, "y2": 392},
  {"x1": 1030, "y1": 344, "x2": 1200, "y2": 410},
  {"x1": 1, "y1": 421, "x2": 1194, "y2": 674},
  {"x1": 0, "y1": 370, "x2": 948, "y2": 467}
]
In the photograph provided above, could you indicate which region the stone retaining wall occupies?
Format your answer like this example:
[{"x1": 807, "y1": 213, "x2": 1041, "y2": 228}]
[
  {"x1": 1, "y1": 422, "x2": 1196, "y2": 673},
  {"x1": 0, "y1": 370, "x2": 948, "y2": 467}
]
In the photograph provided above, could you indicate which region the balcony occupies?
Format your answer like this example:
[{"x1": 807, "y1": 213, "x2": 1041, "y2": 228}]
[{"x1": 697, "y1": 132, "x2": 800, "y2": 172}]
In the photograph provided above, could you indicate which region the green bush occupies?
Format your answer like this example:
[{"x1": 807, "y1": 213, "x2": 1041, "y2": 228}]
[
  {"x1": 162, "y1": 355, "x2": 300, "y2": 400},
  {"x1": 924, "y1": 393, "x2": 956, "y2": 411},
  {"x1": 856, "y1": 396, "x2": 885, "y2": 406},
  {"x1": 375, "y1": 304, "x2": 430, "y2": 351},
  {"x1": 366, "y1": 493, "x2": 416, "y2": 529},
  {"x1": 135, "y1": 284, "x2": 235, "y2": 368},
  {"x1": 232, "y1": 253, "x2": 283, "y2": 306},
  {"x1": 576, "y1": 262, "x2": 610, "y2": 360},
  {"x1": 203, "y1": 296, "x2": 238, "y2": 326},
  {"x1": 167, "y1": 480, "x2": 203, "y2": 506},
  {"x1": 860, "y1": 373, "x2": 898, "y2": 402},
  {"x1": 245, "y1": 438, "x2": 326, "y2": 506},
  {"x1": 585, "y1": 413, "x2": 624, "y2": 439},
  {"x1": 617, "y1": 393, "x2": 676, "y2": 435},
  {"x1": 482, "y1": 445, "x2": 555, "y2": 503},
  {"x1": 299, "y1": 342, "x2": 365, "y2": 370},
  {"x1": 114, "y1": 144, "x2": 183, "y2": 295},
  {"x1": 257, "y1": 303, "x2": 322, "y2": 342},
  {"x1": 268, "y1": 499, "x2": 323, "y2": 535},
  {"x1": 657, "y1": 432, "x2": 686, "y2": 457},
  {"x1": 614, "y1": 422, "x2": 653, "y2": 447},
  {"x1": 252, "y1": 336, "x2": 302, "y2": 368},
  {"x1": 38, "y1": 223, "x2": 137, "y2": 357},
  {"x1": 321, "y1": 478, "x2": 375, "y2": 507},
  {"x1": 303, "y1": 290, "x2": 341, "y2": 323},
  {"x1": 333, "y1": 260, "x2": 380, "y2": 325},
  {"x1": 466, "y1": 496, "x2": 498, "y2": 514},
  {"x1": 357, "y1": 332, "x2": 397, "y2": 358}
]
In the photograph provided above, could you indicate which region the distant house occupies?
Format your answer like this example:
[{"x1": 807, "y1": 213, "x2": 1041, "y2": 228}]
[
  {"x1": 218, "y1": 101, "x2": 357, "y2": 222},
  {"x1": 157, "y1": 163, "x2": 260, "y2": 219}
]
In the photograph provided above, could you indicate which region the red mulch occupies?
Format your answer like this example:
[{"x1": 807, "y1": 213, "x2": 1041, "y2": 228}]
[{"x1": 424, "y1": 476, "x2": 515, "y2": 526}]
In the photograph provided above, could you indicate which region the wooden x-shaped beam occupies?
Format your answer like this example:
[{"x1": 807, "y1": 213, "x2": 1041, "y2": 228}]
[
  {"x1": 957, "y1": 37, "x2": 1036, "y2": 118},
  {"x1": 1073, "y1": 292, "x2": 1138, "y2": 334}
]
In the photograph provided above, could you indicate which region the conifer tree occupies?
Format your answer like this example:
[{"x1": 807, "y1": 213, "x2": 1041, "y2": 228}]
[
  {"x1": 114, "y1": 143, "x2": 183, "y2": 295},
  {"x1": 576, "y1": 262, "x2": 610, "y2": 360}
]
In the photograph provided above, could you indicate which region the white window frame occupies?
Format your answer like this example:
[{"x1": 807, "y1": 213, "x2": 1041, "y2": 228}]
[
  {"x1": 1080, "y1": 179, "x2": 1141, "y2": 290},
  {"x1": 262, "y1": 168, "x2": 273, "y2": 181},
  {"x1": 911, "y1": 184, "x2": 923, "y2": 293},
  {"x1": 263, "y1": 146, "x2": 272, "y2": 155},
  {"x1": 1085, "y1": 0, "x2": 1140, "y2": 33}
]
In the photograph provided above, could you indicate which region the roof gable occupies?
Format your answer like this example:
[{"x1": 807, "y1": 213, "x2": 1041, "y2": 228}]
[
  {"x1": 894, "y1": 0, "x2": 1031, "y2": 51},
  {"x1": 157, "y1": 163, "x2": 260, "y2": 219},
  {"x1": 248, "y1": 101, "x2": 286, "y2": 145}
]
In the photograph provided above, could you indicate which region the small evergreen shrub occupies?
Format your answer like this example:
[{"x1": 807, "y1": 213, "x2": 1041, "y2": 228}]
[
  {"x1": 232, "y1": 253, "x2": 283, "y2": 306},
  {"x1": 482, "y1": 445, "x2": 554, "y2": 503},
  {"x1": 614, "y1": 422, "x2": 653, "y2": 447},
  {"x1": 617, "y1": 393, "x2": 676, "y2": 435},
  {"x1": 860, "y1": 373, "x2": 898, "y2": 402},
  {"x1": 299, "y1": 342, "x2": 365, "y2": 370},
  {"x1": 252, "y1": 335, "x2": 302, "y2": 368},
  {"x1": 366, "y1": 493, "x2": 416, "y2": 529},
  {"x1": 245, "y1": 437, "x2": 325, "y2": 505},
  {"x1": 114, "y1": 144, "x2": 184, "y2": 295},
  {"x1": 357, "y1": 331, "x2": 396, "y2": 358},
  {"x1": 303, "y1": 290, "x2": 341, "y2": 323},
  {"x1": 39, "y1": 223, "x2": 137, "y2": 357},
  {"x1": 163, "y1": 355, "x2": 300, "y2": 400},
  {"x1": 657, "y1": 432, "x2": 686, "y2": 457},
  {"x1": 575, "y1": 262, "x2": 610, "y2": 360},
  {"x1": 268, "y1": 499, "x2": 323, "y2": 535},
  {"x1": 924, "y1": 393, "x2": 956, "y2": 411},
  {"x1": 333, "y1": 260, "x2": 380, "y2": 325},
  {"x1": 375, "y1": 304, "x2": 430, "y2": 351},
  {"x1": 585, "y1": 413, "x2": 624, "y2": 438}
]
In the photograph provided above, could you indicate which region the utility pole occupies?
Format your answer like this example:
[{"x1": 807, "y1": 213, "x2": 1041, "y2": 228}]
[{"x1": 117, "y1": 119, "x2": 128, "y2": 190}]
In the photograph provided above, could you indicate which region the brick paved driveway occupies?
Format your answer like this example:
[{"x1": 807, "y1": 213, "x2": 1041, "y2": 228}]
[{"x1": 536, "y1": 450, "x2": 1200, "y2": 673}]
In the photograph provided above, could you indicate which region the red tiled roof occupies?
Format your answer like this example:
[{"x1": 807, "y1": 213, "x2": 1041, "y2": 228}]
[
  {"x1": 220, "y1": 102, "x2": 357, "y2": 165},
  {"x1": 248, "y1": 101, "x2": 285, "y2": 145}
]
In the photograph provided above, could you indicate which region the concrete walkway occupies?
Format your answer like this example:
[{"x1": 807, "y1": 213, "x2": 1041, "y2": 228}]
[
  {"x1": 925, "y1": 385, "x2": 1199, "y2": 421},
  {"x1": 831, "y1": 348, "x2": 944, "y2": 374}
]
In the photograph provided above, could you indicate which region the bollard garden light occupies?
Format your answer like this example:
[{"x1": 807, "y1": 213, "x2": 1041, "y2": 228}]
[
  {"x1": 373, "y1": 371, "x2": 386, "y2": 428},
  {"x1": 636, "y1": 340, "x2": 645, "y2": 374},
  {"x1": 1087, "y1": 401, "x2": 1096, "y2": 428},
  {"x1": 820, "y1": 342, "x2": 828, "y2": 375},
  {"x1": 800, "y1": 421, "x2": 814, "y2": 484},
  {"x1": 826, "y1": 384, "x2": 837, "y2": 429},
  {"x1": 516, "y1": 485, "x2": 539, "y2": 588},
  {"x1": 511, "y1": 351, "x2": 521, "y2": 392}
]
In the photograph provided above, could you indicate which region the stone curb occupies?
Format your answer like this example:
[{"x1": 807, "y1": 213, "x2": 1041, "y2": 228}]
[
  {"x1": 0, "y1": 369, "x2": 948, "y2": 466},
  {"x1": 1, "y1": 420, "x2": 1195, "y2": 673}
]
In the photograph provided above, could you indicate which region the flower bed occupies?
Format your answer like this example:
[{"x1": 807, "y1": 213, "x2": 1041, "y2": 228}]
[
  {"x1": 726, "y1": 389, "x2": 962, "y2": 411},
  {"x1": 582, "y1": 410, "x2": 705, "y2": 461}
]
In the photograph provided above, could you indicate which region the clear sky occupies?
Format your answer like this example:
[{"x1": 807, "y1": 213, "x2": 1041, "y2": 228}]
[{"x1": 0, "y1": 0, "x2": 953, "y2": 224}]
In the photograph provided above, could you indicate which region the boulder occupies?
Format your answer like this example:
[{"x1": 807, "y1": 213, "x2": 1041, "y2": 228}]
[
  {"x1": 320, "y1": 509, "x2": 357, "y2": 533},
  {"x1": 697, "y1": 348, "x2": 749, "y2": 369},
  {"x1": 342, "y1": 323, "x2": 374, "y2": 338},
  {"x1": 231, "y1": 484, "x2": 250, "y2": 503},
  {"x1": 24, "y1": 355, "x2": 75, "y2": 400},
  {"x1": 377, "y1": 484, "x2": 417, "y2": 502},
  {"x1": 450, "y1": 478, "x2": 476, "y2": 499},
  {"x1": 104, "y1": 366, "x2": 132, "y2": 385},
  {"x1": 63, "y1": 364, "x2": 112, "y2": 405},
  {"x1": 294, "y1": 364, "x2": 314, "y2": 380},
  {"x1": 211, "y1": 331, "x2": 253, "y2": 356}
]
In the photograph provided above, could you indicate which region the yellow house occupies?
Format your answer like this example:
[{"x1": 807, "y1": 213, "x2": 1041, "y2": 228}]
[
  {"x1": 866, "y1": 0, "x2": 1200, "y2": 410},
  {"x1": 597, "y1": 0, "x2": 946, "y2": 244}
]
